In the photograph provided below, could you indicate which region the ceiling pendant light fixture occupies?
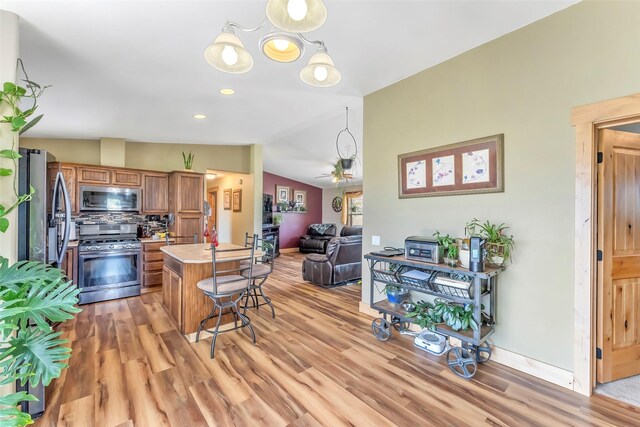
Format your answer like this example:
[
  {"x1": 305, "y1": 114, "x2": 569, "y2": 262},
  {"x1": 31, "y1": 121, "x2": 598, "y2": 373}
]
[
  {"x1": 204, "y1": 0, "x2": 339, "y2": 87},
  {"x1": 266, "y1": 0, "x2": 327, "y2": 33},
  {"x1": 260, "y1": 31, "x2": 304, "y2": 63},
  {"x1": 204, "y1": 29, "x2": 254, "y2": 74},
  {"x1": 300, "y1": 45, "x2": 341, "y2": 87}
]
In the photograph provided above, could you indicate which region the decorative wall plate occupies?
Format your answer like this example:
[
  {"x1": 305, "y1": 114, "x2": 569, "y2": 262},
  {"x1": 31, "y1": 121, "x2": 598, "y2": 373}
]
[{"x1": 332, "y1": 196, "x2": 342, "y2": 212}]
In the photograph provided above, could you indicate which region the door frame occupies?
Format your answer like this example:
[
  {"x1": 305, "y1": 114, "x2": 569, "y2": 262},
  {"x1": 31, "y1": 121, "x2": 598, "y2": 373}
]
[{"x1": 572, "y1": 92, "x2": 640, "y2": 396}]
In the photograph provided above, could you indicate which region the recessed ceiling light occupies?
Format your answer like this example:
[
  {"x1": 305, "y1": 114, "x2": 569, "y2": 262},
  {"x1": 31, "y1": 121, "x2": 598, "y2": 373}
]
[
  {"x1": 220, "y1": 88, "x2": 235, "y2": 95},
  {"x1": 193, "y1": 114, "x2": 207, "y2": 119}
]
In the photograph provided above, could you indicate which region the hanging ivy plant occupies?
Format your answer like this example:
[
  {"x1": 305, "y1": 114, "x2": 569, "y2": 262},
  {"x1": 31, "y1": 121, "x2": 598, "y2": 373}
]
[{"x1": 0, "y1": 59, "x2": 49, "y2": 233}]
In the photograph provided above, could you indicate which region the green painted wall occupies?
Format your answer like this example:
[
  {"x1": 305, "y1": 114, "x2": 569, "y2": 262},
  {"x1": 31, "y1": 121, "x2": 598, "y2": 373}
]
[
  {"x1": 363, "y1": 0, "x2": 640, "y2": 371},
  {"x1": 20, "y1": 138, "x2": 101, "y2": 166},
  {"x1": 20, "y1": 138, "x2": 251, "y2": 174}
]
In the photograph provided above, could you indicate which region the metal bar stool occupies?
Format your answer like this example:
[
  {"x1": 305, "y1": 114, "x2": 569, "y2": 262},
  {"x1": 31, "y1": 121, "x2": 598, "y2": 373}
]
[
  {"x1": 241, "y1": 233, "x2": 277, "y2": 318},
  {"x1": 195, "y1": 238, "x2": 257, "y2": 358}
]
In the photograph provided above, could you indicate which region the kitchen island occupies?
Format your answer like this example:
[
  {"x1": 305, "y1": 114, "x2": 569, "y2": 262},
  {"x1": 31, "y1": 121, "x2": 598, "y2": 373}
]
[{"x1": 160, "y1": 242, "x2": 260, "y2": 339}]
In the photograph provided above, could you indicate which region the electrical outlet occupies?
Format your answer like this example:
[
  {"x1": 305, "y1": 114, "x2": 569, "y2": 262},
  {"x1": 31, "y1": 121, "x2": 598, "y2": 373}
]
[{"x1": 372, "y1": 235, "x2": 381, "y2": 246}]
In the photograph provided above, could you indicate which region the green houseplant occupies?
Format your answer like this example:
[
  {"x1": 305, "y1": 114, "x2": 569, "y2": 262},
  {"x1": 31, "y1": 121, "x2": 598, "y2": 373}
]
[
  {"x1": 182, "y1": 151, "x2": 194, "y2": 170},
  {"x1": 432, "y1": 299, "x2": 479, "y2": 332},
  {"x1": 272, "y1": 213, "x2": 283, "y2": 225},
  {"x1": 433, "y1": 231, "x2": 458, "y2": 267},
  {"x1": 405, "y1": 300, "x2": 443, "y2": 330},
  {"x1": 1, "y1": 65, "x2": 81, "y2": 427},
  {"x1": 466, "y1": 218, "x2": 515, "y2": 266}
]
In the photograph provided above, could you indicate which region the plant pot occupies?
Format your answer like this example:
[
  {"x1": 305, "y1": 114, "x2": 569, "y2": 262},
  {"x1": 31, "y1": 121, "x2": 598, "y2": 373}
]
[
  {"x1": 444, "y1": 257, "x2": 458, "y2": 268},
  {"x1": 487, "y1": 255, "x2": 504, "y2": 267},
  {"x1": 386, "y1": 289, "x2": 408, "y2": 304},
  {"x1": 459, "y1": 249, "x2": 470, "y2": 268},
  {"x1": 340, "y1": 158, "x2": 354, "y2": 170}
]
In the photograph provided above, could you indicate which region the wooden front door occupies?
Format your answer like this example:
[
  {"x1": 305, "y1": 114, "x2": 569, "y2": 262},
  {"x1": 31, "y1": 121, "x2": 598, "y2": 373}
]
[
  {"x1": 597, "y1": 128, "x2": 640, "y2": 383},
  {"x1": 207, "y1": 190, "x2": 217, "y2": 242}
]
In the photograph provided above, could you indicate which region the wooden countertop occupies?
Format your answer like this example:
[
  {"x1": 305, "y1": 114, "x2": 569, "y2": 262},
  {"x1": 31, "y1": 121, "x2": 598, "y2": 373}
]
[
  {"x1": 160, "y1": 243, "x2": 261, "y2": 264},
  {"x1": 140, "y1": 237, "x2": 174, "y2": 243}
]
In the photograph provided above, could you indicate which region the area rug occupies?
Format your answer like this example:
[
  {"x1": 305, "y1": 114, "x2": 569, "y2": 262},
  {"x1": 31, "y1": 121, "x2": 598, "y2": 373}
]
[{"x1": 595, "y1": 375, "x2": 640, "y2": 408}]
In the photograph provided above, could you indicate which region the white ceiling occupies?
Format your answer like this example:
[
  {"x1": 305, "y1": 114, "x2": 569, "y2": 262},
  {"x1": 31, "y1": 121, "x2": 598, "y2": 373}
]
[{"x1": 0, "y1": 0, "x2": 578, "y2": 188}]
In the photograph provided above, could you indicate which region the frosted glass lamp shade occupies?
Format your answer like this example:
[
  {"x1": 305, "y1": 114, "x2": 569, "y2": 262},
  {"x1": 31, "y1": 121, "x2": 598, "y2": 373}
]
[
  {"x1": 300, "y1": 51, "x2": 341, "y2": 87},
  {"x1": 260, "y1": 32, "x2": 304, "y2": 63},
  {"x1": 204, "y1": 31, "x2": 254, "y2": 74},
  {"x1": 266, "y1": 0, "x2": 327, "y2": 33}
]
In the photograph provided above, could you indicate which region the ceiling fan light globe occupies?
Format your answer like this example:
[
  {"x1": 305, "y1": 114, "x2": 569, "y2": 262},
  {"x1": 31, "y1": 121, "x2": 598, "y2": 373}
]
[
  {"x1": 266, "y1": 0, "x2": 327, "y2": 33},
  {"x1": 287, "y1": 0, "x2": 308, "y2": 21},
  {"x1": 204, "y1": 31, "x2": 253, "y2": 73},
  {"x1": 300, "y1": 52, "x2": 341, "y2": 87},
  {"x1": 260, "y1": 32, "x2": 304, "y2": 62}
]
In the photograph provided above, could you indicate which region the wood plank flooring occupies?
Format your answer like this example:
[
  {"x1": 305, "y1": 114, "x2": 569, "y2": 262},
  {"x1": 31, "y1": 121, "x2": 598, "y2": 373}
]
[{"x1": 36, "y1": 252, "x2": 640, "y2": 426}]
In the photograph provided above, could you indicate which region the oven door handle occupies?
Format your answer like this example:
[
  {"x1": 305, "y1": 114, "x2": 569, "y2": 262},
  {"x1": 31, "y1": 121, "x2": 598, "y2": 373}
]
[{"x1": 78, "y1": 250, "x2": 141, "y2": 259}]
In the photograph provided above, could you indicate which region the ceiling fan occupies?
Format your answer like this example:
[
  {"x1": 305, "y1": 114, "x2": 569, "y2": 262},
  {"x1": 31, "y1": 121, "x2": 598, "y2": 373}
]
[{"x1": 315, "y1": 160, "x2": 354, "y2": 183}]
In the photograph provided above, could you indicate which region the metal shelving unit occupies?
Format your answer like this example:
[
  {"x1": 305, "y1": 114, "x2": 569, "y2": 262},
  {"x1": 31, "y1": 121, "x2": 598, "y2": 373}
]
[{"x1": 365, "y1": 253, "x2": 505, "y2": 379}]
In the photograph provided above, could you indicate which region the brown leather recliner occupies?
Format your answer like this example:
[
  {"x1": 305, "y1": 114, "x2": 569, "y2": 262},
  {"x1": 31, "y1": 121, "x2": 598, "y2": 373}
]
[
  {"x1": 302, "y1": 227, "x2": 362, "y2": 286},
  {"x1": 299, "y1": 223, "x2": 337, "y2": 254}
]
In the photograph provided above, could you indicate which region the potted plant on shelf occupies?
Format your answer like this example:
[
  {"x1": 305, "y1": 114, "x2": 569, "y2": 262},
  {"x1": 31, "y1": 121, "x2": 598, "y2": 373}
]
[
  {"x1": 405, "y1": 300, "x2": 443, "y2": 331},
  {"x1": 385, "y1": 284, "x2": 408, "y2": 304},
  {"x1": 432, "y1": 299, "x2": 479, "y2": 332},
  {"x1": 272, "y1": 213, "x2": 283, "y2": 225},
  {"x1": 433, "y1": 231, "x2": 458, "y2": 267},
  {"x1": 466, "y1": 218, "x2": 515, "y2": 267},
  {"x1": 182, "y1": 151, "x2": 194, "y2": 170}
]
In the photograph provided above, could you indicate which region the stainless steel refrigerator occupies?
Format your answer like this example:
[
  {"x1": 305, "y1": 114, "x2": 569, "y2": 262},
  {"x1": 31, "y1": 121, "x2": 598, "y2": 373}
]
[
  {"x1": 16, "y1": 148, "x2": 73, "y2": 419},
  {"x1": 18, "y1": 148, "x2": 72, "y2": 265}
]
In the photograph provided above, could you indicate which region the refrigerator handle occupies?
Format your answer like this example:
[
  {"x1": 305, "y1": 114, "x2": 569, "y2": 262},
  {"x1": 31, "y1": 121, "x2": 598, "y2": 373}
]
[
  {"x1": 48, "y1": 172, "x2": 61, "y2": 263},
  {"x1": 56, "y1": 172, "x2": 71, "y2": 265}
]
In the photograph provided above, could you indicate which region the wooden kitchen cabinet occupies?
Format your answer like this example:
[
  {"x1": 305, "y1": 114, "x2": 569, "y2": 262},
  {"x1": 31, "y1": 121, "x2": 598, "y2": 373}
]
[
  {"x1": 112, "y1": 169, "x2": 142, "y2": 186},
  {"x1": 162, "y1": 265, "x2": 182, "y2": 330},
  {"x1": 142, "y1": 173, "x2": 169, "y2": 213},
  {"x1": 172, "y1": 172, "x2": 204, "y2": 214},
  {"x1": 62, "y1": 247, "x2": 77, "y2": 284},
  {"x1": 48, "y1": 163, "x2": 78, "y2": 213},
  {"x1": 78, "y1": 166, "x2": 111, "y2": 184},
  {"x1": 142, "y1": 241, "x2": 166, "y2": 290},
  {"x1": 169, "y1": 171, "x2": 204, "y2": 242}
]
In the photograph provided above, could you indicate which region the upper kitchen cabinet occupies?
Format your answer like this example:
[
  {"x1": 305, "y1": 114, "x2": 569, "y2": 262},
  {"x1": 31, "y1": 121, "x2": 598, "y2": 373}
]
[
  {"x1": 171, "y1": 172, "x2": 204, "y2": 214},
  {"x1": 77, "y1": 166, "x2": 111, "y2": 185},
  {"x1": 112, "y1": 169, "x2": 142, "y2": 186},
  {"x1": 48, "y1": 163, "x2": 78, "y2": 213},
  {"x1": 142, "y1": 172, "x2": 169, "y2": 213},
  {"x1": 77, "y1": 166, "x2": 142, "y2": 187}
]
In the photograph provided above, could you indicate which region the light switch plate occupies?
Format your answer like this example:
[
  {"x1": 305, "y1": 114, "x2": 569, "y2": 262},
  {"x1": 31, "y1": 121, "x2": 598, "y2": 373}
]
[{"x1": 372, "y1": 235, "x2": 381, "y2": 246}]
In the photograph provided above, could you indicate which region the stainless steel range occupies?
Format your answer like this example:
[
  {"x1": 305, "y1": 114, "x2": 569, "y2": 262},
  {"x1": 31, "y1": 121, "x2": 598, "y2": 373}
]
[{"x1": 78, "y1": 223, "x2": 141, "y2": 304}]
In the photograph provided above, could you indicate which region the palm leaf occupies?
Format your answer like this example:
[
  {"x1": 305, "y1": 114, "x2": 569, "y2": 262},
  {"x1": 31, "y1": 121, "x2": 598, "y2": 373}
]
[
  {"x1": 0, "y1": 258, "x2": 64, "y2": 292},
  {"x1": 0, "y1": 328, "x2": 72, "y2": 387},
  {"x1": 0, "y1": 405, "x2": 34, "y2": 427}
]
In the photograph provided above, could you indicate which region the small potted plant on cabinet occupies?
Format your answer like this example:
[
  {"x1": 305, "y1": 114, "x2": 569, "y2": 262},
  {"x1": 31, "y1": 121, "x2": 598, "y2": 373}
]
[{"x1": 466, "y1": 218, "x2": 515, "y2": 267}]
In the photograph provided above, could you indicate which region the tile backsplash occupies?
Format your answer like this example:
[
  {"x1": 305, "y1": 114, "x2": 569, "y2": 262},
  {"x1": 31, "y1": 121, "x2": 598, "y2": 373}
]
[{"x1": 73, "y1": 213, "x2": 167, "y2": 236}]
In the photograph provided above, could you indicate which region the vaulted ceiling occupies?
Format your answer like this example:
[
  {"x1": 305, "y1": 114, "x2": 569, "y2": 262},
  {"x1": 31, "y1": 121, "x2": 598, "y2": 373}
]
[{"x1": 0, "y1": 0, "x2": 578, "y2": 187}]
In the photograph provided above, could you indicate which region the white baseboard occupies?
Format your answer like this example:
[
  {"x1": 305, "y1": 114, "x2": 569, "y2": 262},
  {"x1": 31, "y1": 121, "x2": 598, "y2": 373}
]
[{"x1": 358, "y1": 302, "x2": 573, "y2": 390}]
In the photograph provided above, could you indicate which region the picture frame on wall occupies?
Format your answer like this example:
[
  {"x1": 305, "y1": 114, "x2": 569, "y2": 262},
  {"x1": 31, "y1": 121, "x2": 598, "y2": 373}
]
[
  {"x1": 398, "y1": 134, "x2": 504, "y2": 198},
  {"x1": 276, "y1": 185, "x2": 290, "y2": 203},
  {"x1": 294, "y1": 190, "x2": 307, "y2": 209},
  {"x1": 223, "y1": 188, "x2": 232, "y2": 210},
  {"x1": 232, "y1": 189, "x2": 242, "y2": 212}
]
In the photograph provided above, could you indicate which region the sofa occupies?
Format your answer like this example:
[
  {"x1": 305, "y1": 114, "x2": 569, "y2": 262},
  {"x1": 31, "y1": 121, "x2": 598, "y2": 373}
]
[
  {"x1": 302, "y1": 226, "x2": 363, "y2": 286},
  {"x1": 299, "y1": 223, "x2": 337, "y2": 254}
]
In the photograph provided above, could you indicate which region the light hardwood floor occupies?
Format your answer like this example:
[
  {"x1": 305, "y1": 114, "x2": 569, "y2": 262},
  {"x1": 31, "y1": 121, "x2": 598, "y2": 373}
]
[{"x1": 36, "y1": 252, "x2": 640, "y2": 426}]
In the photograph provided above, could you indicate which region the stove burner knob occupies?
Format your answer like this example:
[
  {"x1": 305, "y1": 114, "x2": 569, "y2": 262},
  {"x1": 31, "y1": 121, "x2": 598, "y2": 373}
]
[
  {"x1": 125, "y1": 244, "x2": 132, "y2": 249},
  {"x1": 109, "y1": 244, "x2": 115, "y2": 249}
]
